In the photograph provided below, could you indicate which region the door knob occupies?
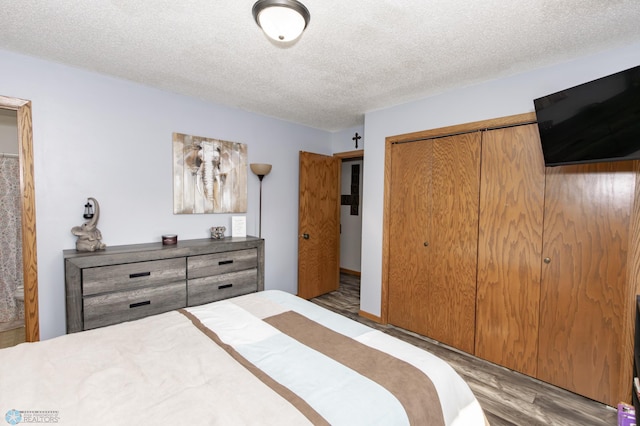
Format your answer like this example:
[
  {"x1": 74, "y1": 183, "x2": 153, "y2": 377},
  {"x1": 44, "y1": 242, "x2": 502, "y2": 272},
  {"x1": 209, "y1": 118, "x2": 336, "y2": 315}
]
[
  {"x1": 423, "y1": 242, "x2": 429, "y2": 247},
  {"x1": 543, "y1": 257, "x2": 551, "y2": 264},
  {"x1": 300, "y1": 233, "x2": 310, "y2": 239}
]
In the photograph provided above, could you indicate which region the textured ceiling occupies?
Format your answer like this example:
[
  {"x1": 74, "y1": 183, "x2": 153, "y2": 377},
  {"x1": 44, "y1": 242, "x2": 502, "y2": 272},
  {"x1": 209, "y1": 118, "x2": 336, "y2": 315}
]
[{"x1": 1, "y1": 1, "x2": 640, "y2": 131}]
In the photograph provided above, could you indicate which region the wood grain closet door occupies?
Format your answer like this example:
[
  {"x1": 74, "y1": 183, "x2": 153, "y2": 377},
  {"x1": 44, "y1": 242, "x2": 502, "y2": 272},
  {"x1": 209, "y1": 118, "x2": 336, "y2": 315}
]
[
  {"x1": 387, "y1": 140, "x2": 432, "y2": 333},
  {"x1": 475, "y1": 124, "x2": 545, "y2": 376},
  {"x1": 428, "y1": 133, "x2": 480, "y2": 353},
  {"x1": 537, "y1": 161, "x2": 636, "y2": 406},
  {"x1": 387, "y1": 133, "x2": 480, "y2": 354}
]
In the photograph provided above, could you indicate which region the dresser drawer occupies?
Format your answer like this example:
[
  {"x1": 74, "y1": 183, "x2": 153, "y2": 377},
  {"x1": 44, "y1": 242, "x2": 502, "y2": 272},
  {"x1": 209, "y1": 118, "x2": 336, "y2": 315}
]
[
  {"x1": 187, "y1": 269, "x2": 258, "y2": 306},
  {"x1": 188, "y1": 249, "x2": 257, "y2": 279},
  {"x1": 83, "y1": 281, "x2": 186, "y2": 330},
  {"x1": 83, "y1": 258, "x2": 186, "y2": 296}
]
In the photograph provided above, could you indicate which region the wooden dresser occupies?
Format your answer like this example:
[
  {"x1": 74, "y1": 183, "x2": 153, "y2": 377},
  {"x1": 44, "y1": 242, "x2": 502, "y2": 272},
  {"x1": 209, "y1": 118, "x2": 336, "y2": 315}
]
[{"x1": 64, "y1": 237, "x2": 264, "y2": 333}]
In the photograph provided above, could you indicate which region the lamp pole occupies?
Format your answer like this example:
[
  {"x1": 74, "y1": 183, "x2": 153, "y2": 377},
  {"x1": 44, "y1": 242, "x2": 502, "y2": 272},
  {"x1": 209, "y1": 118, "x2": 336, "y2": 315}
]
[
  {"x1": 257, "y1": 174, "x2": 264, "y2": 238},
  {"x1": 250, "y1": 163, "x2": 272, "y2": 239}
]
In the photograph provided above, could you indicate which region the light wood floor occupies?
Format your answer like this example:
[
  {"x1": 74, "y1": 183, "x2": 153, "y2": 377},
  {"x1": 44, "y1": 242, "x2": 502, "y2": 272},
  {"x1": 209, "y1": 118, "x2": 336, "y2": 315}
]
[{"x1": 311, "y1": 273, "x2": 618, "y2": 426}]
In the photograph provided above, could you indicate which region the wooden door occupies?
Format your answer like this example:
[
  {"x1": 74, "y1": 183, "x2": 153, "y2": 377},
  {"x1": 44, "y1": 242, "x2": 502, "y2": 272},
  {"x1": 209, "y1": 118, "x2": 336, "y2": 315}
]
[
  {"x1": 387, "y1": 140, "x2": 432, "y2": 333},
  {"x1": 475, "y1": 124, "x2": 545, "y2": 376},
  {"x1": 387, "y1": 133, "x2": 480, "y2": 353},
  {"x1": 537, "y1": 161, "x2": 636, "y2": 406},
  {"x1": 428, "y1": 133, "x2": 481, "y2": 353},
  {"x1": 297, "y1": 152, "x2": 341, "y2": 299}
]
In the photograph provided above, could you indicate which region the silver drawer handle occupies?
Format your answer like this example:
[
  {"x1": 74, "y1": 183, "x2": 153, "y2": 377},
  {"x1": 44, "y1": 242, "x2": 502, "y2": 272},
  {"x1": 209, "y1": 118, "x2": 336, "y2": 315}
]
[
  {"x1": 130, "y1": 300, "x2": 151, "y2": 308},
  {"x1": 218, "y1": 260, "x2": 234, "y2": 265},
  {"x1": 218, "y1": 284, "x2": 233, "y2": 290},
  {"x1": 129, "y1": 272, "x2": 151, "y2": 279}
]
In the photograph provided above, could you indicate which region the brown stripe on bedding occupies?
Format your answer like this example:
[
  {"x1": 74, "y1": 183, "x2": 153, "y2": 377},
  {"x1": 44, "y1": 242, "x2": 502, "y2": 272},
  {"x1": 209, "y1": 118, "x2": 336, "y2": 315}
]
[
  {"x1": 178, "y1": 309, "x2": 330, "y2": 426},
  {"x1": 264, "y1": 311, "x2": 446, "y2": 426}
]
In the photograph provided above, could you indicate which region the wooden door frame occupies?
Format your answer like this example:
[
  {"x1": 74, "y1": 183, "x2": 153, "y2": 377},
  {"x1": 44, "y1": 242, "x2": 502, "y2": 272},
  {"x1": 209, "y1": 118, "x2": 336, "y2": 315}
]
[
  {"x1": 381, "y1": 113, "x2": 536, "y2": 324},
  {"x1": 0, "y1": 95, "x2": 39, "y2": 342},
  {"x1": 334, "y1": 149, "x2": 364, "y2": 160}
]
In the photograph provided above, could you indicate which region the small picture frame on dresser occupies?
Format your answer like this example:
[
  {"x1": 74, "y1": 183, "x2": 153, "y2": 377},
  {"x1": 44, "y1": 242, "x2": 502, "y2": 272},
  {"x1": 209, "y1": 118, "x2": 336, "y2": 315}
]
[{"x1": 232, "y1": 216, "x2": 246, "y2": 237}]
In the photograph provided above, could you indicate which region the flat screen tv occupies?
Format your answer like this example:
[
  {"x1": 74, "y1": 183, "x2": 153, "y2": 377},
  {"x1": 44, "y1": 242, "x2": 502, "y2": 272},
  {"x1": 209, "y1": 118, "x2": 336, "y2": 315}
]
[{"x1": 533, "y1": 65, "x2": 640, "y2": 167}]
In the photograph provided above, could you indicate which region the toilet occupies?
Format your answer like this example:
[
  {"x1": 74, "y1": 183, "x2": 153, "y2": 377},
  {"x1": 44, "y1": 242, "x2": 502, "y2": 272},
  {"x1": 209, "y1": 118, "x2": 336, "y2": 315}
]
[{"x1": 14, "y1": 284, "x2": 24, "y2": 302}]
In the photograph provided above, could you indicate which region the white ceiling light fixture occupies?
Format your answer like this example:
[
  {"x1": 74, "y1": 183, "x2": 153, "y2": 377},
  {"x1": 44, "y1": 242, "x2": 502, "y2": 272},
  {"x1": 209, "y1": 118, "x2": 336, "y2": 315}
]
[{"x1": 252, "y1": 0, "x2": 310, "y2": 42}]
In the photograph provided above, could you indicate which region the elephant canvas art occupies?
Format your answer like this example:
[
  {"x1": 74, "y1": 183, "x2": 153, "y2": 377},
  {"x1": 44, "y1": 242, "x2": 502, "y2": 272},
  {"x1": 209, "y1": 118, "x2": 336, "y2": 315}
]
[{"x1": 172, "y1": 133, "x2": 248, "y2": 214}]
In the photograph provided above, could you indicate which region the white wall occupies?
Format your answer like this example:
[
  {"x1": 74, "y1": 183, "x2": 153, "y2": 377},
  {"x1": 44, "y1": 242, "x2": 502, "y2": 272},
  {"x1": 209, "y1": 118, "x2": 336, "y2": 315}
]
[
  {"x1": 331, "y1": 125, "x2": 364, "y2": 153},
  {"x1": 340, "y1": 159, "x2": 363, "y2": 272},
  {"x1": 359, "y1": 41, "x2": 640, "y2": 318},
  {"x1": 0, "y1": 48, "x2": 332, "y2": 340}
]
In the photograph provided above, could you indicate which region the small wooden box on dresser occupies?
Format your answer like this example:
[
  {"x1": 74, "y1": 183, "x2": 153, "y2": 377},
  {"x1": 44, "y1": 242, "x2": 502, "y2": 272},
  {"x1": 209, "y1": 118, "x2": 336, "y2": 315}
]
[{"x1": 64, "y1": 237, "x2": 264, "y2": 333}]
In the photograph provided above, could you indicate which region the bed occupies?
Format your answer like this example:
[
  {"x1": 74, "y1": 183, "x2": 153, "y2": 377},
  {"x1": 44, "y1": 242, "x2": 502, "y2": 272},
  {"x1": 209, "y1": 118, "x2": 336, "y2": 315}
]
[{"x1": 0, "y1": 290, "x2": 487, "y2": 425}]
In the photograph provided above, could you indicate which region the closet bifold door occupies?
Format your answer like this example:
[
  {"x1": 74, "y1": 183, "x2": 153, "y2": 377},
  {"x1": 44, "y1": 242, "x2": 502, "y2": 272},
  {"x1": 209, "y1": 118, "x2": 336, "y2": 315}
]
[
  {"x1": 387, "y1": 133, "x2": 480, "y2": 354},
  {"x1": 475, "y1": 124, "x2": 545, "y2": 376},
  {"x1": 537, "y1": 160, "x2": 636, "y2": 407},
  {"x1": 387, "y1": 139, "x2": 432, "y2": 336}
]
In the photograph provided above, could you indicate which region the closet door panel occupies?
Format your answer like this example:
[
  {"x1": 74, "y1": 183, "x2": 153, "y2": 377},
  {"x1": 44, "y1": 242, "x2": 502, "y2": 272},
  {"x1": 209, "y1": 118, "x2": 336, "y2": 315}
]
[
  {"x1": 428, "y1": 133, "x2": 481, "y2": 353},
  {"x1": 538, "y1": 161, "x2": 636, "y2": 406},
  {"x1": 387, "y1": 141, "x2": 432, "y2": 333},
  {"x1": 476, "y1": 124, "x2": 545, "y2": 376}
]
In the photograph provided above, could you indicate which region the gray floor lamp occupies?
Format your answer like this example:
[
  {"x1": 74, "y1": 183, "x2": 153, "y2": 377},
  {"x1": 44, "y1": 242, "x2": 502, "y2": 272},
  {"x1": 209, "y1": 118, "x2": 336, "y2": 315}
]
[{"x1": 250, "y1": 163, "x2": 272, "y2": 238}]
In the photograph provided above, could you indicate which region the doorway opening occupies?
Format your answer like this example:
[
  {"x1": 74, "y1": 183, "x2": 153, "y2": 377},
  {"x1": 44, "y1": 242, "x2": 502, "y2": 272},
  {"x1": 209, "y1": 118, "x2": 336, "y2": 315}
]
[{"x1": 334, "y1": 150, "x2": 364, "y2": 278}]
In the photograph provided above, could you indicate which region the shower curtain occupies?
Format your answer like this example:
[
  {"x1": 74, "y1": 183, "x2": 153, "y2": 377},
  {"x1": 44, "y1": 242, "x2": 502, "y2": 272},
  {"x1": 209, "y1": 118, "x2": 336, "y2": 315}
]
[{"x1": 0, "y1": 155, "x2": 24, "y2": 327}]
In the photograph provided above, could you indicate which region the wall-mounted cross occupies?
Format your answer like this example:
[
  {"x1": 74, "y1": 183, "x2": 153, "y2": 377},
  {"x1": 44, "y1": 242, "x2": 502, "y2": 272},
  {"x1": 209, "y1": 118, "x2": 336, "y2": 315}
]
[{"x1": 352, "y1": 132, "x2": 362, "y2": 149}]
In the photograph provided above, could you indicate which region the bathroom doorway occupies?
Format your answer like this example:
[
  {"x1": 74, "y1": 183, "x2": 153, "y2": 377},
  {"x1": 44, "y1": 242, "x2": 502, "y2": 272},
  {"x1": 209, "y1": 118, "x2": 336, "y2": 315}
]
[{"x1": 0, "y1": 109, "x2": 24, "y2": 348}]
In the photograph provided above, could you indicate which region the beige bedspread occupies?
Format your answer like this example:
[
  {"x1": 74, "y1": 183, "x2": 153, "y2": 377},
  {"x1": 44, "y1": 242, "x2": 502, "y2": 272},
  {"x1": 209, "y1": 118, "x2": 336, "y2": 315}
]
[{"x1": 0, "y1": 290, "x2": 485, "y2": 425}]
